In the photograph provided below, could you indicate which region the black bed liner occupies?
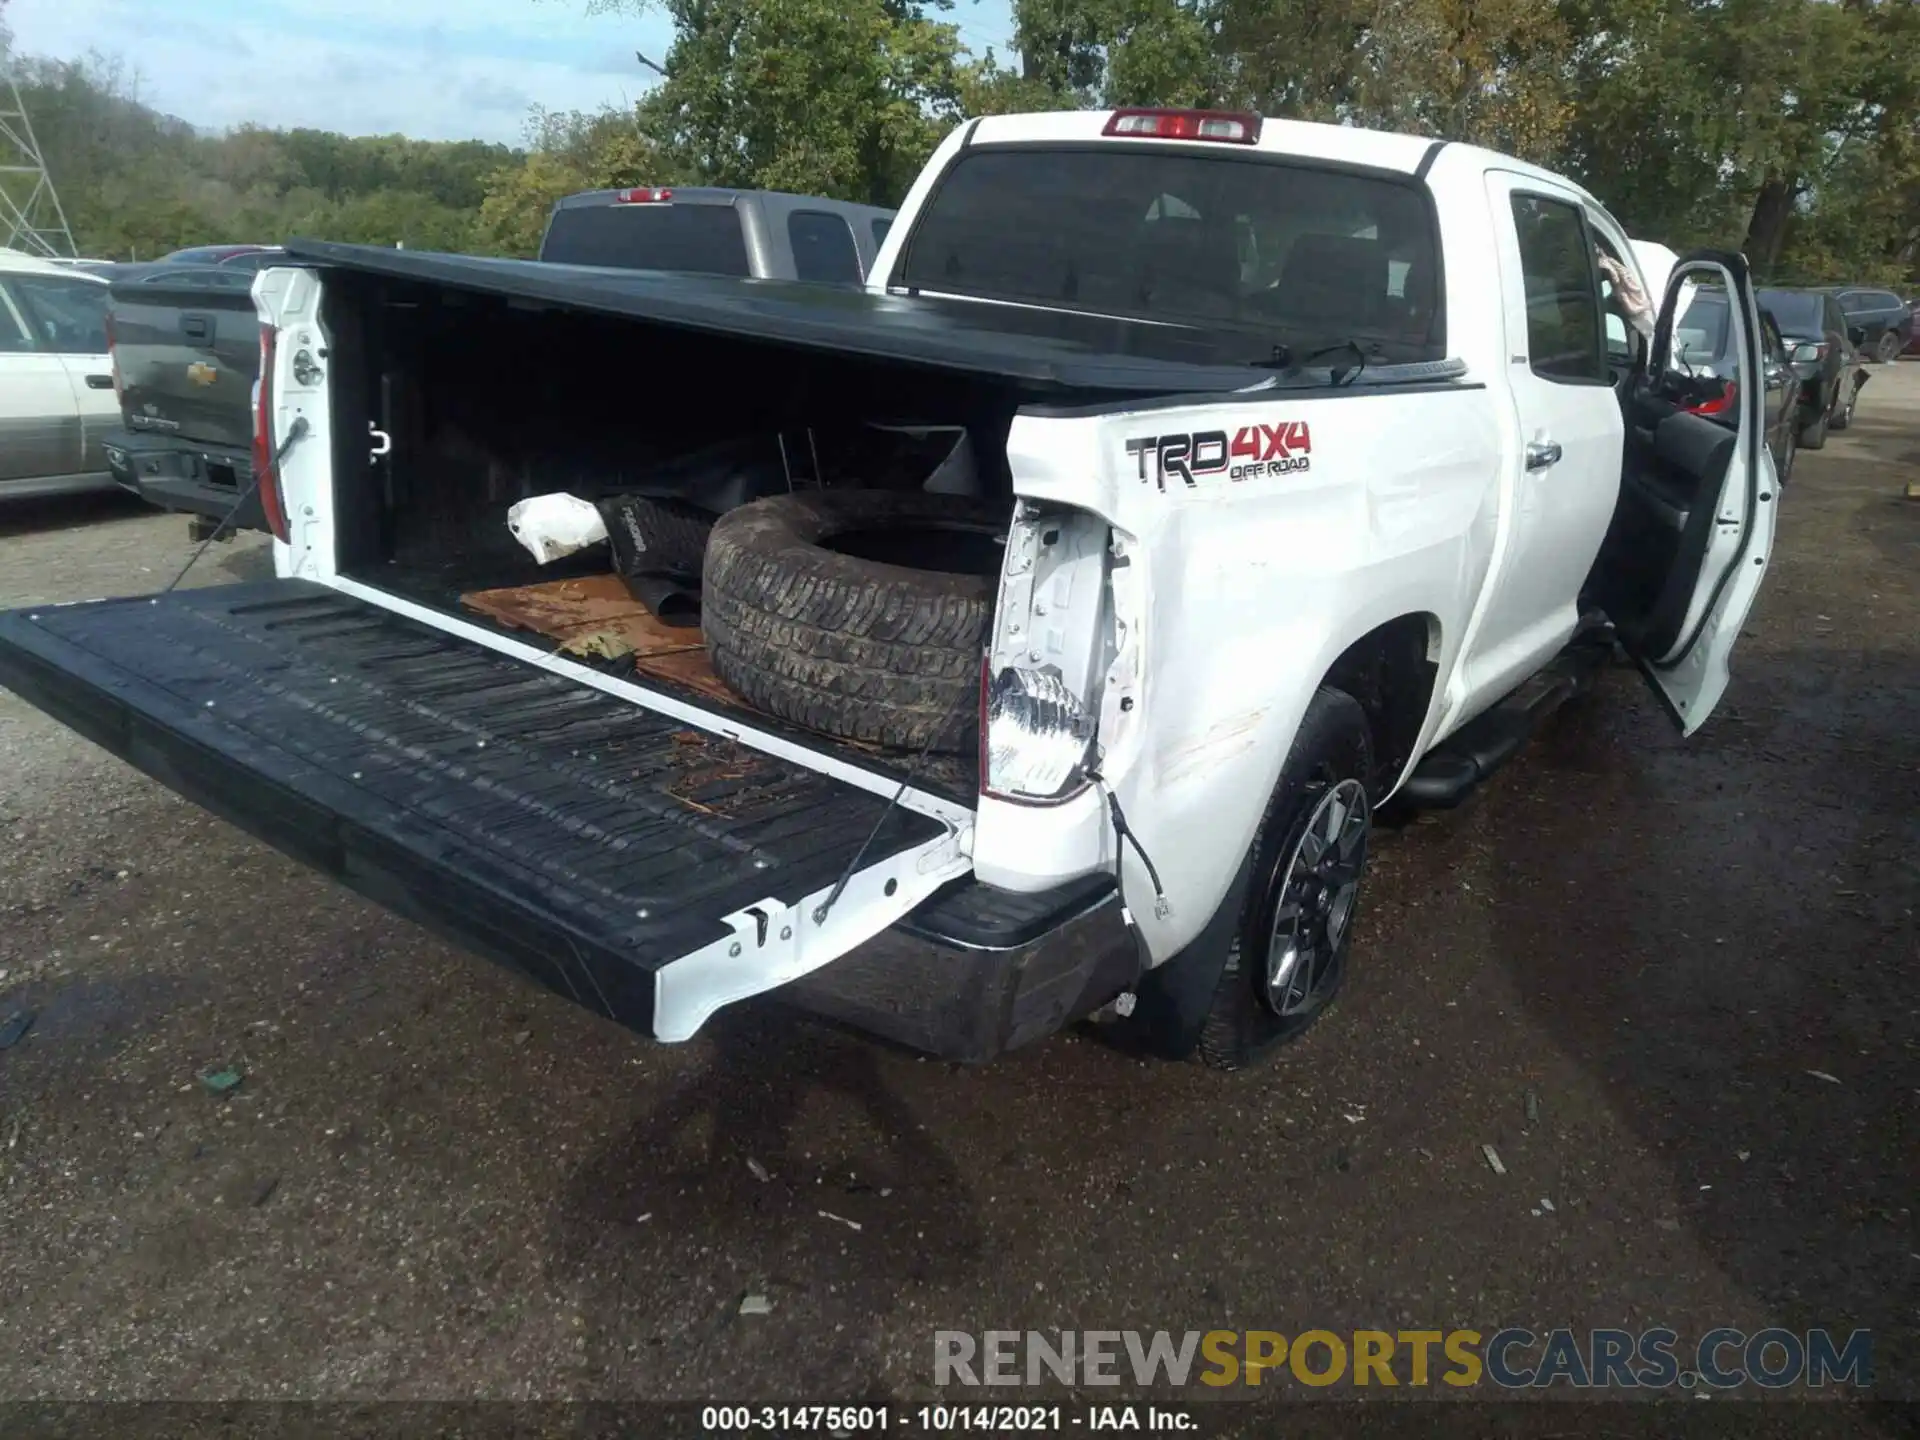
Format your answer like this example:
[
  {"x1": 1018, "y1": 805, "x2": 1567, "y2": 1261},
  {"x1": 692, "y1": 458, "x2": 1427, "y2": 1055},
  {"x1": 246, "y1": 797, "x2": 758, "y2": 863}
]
[{"x1": 0, "y1": 581, "x2": 945, "y2": 1035}]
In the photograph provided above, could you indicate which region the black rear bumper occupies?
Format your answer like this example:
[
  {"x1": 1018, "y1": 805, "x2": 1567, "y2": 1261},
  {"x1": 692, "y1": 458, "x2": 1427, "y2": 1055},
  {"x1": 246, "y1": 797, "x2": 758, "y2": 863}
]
[
  {"x1": 104, "y1": 429, "x2": 266, "y2": 530},
  {"x1": 0, "y1": 581, "x2": 1127, "y2": 1058}
]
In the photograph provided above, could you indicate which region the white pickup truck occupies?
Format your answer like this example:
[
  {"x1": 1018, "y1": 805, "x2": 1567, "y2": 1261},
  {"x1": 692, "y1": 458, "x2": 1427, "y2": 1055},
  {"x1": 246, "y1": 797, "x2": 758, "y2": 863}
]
[{"x1": 0, "y1": 108, "x2": 1777, "y2": 1070}]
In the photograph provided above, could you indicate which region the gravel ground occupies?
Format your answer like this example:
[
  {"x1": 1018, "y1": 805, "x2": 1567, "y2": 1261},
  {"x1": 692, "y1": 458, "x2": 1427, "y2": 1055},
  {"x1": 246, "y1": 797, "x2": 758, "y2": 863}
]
[{"x1": 0, "y1": 369, "x2": 1915, "y2": 1428}]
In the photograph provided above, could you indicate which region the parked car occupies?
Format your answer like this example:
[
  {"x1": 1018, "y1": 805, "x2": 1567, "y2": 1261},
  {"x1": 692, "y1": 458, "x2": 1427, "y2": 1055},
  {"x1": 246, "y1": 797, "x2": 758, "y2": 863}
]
[
  {"x1": 540, "y1": 187, "x2": 894, "y2": 281},
  {"x1": 1759, "y1": 288, "x2": 1867, "y2": 447},
  {"x1": 1905, "y1": 299, "x2": 1920, "y2": 357},
  {"x1": 1832, "y1": 286, "x2": 1912, "y2": 363},
  {"x1": 0, "y1": 249, "x2": 118, "y2": 500},
  {"x1": 159, "y1": 243, "x2": 282, "y2": 267},
  {"x1": 0, "y1": 110, "x2": 1778, "y2": 1078},
  {"x1": 101, "y1": 262, "x2": 268, "y2": 531},
  {"x1": 1670, "y1": 286, "x2": 1802, "y2": 482}
]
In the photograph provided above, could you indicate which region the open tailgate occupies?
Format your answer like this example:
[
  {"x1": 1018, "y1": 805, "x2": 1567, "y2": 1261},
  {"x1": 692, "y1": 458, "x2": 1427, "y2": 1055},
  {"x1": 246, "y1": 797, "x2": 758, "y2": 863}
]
[{"x1": 0, "y1": 580, "x2": 968, "y2": 1040}]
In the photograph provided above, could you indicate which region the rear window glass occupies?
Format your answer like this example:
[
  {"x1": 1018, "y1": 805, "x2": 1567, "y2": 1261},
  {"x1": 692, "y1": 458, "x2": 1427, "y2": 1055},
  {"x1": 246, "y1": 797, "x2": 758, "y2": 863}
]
[
  {"x1": 787, "y1": 210, "x2": 862, "y2": 283},
  {"x1": 219, "y1": 250, "x2": 285, "y2": 271},
  {"x1": 138, "y1": 267, "x2": 255, "y2": 294},
  {"x1": 540, "y1": 202, "x2": 751, "y2": 275},
  {"x1": 897, "y1": 147, "x2": 1444, "y2": 358},
  {"x1": 873, "y1": 217, "x2": 892, "y2": 248},
  {"x1": 1674, "y1": 292, "x2": 1730, "y2": 363},
  {"x1": 1759, "y1": 290, "x2": 1824, "y2": 333}
]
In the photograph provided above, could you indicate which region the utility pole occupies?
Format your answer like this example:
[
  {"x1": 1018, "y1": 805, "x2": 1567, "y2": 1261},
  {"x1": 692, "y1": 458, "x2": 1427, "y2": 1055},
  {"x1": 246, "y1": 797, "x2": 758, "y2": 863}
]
[{"x1": 0, "y1": 63, "x2": 79, "y2": 257}]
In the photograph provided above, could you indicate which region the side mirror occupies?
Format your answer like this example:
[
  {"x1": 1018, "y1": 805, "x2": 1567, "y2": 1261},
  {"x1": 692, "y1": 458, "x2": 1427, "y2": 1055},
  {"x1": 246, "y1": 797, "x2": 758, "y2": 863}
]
[{"x1": 1791, "y1": 342, "x2": 1823, "y2": 365}]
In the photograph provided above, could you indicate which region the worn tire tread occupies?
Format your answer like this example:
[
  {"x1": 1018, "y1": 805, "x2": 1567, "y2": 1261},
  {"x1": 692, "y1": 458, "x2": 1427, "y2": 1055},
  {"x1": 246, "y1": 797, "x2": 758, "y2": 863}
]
[{"x1": 702, "y1": 490, "x2": 1002, "y2": 751}]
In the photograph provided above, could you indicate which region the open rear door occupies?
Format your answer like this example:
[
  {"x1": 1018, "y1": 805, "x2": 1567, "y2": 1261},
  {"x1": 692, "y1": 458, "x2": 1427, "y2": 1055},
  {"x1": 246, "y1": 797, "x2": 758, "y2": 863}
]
[
  {"x1": 1616, "y1": 250, "x2": 1779, "y2": 734},
  {"x1": 0, "y1": 581, "x2": 968, "y2": 1041}
]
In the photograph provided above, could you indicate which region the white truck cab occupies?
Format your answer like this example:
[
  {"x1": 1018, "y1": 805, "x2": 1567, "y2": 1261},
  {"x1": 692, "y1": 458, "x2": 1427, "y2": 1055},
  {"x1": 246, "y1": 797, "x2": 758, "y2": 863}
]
[{"x1": 0, "y1": 109, "x2": 1775, "y2": 1071}]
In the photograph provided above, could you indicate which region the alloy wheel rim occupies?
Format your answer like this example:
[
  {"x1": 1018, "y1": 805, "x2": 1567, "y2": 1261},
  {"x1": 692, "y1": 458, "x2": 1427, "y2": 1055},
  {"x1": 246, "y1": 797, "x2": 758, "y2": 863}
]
[{"x1": 1264, "y1": 778, "x2": 1369, "y2": 1017}]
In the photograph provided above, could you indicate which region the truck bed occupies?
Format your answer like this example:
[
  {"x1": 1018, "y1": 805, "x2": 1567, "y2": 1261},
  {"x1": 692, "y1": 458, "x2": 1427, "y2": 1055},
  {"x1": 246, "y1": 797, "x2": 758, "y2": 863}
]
[{"x1": 0, "y1": 580, "x2": 948, "y2": 1037}]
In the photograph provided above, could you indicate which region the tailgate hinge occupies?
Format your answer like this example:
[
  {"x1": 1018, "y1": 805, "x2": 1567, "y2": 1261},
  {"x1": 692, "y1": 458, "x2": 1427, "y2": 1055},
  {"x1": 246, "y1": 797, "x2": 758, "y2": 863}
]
[{"x1": 652, "y1": 825, "x2": 971, "y2": 1041}]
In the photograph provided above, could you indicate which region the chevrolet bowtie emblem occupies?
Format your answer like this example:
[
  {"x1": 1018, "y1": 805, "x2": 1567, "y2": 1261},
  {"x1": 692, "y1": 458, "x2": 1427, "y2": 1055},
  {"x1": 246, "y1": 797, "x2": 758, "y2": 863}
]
[{"x1": 186, "y1": 361, "x2": 217, "y2": 387}]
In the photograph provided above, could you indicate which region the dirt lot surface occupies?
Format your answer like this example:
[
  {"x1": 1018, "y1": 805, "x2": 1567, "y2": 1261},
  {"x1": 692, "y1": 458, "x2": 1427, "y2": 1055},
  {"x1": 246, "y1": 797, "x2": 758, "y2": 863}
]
[{"x1": 1, "y1": 368, "x2": 1915, "y2": 1431}]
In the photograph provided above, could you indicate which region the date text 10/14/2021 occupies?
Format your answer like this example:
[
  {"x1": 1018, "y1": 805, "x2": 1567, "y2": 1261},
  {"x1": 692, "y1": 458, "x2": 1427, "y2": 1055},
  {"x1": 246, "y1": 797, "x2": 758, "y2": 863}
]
[{"x1": 700, "y1": 1405, "x2": 1200, "y2": 1432}]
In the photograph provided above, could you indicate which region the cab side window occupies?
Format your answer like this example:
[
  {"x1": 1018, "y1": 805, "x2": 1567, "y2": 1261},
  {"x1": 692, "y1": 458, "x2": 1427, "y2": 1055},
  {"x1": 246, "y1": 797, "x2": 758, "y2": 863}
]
[
  {"x1": 8, "y1": 275, "x2": 109, "y2": 355},
  {"x1": 788, "y1": 210, "x2": 862, "y2": 284},
  {"x1": 1591, "y1": 233, "x2": 1643, "y2": 372},
  {"x1": 1511, "y1": 195, "x2": 1606, "y2": 383},
  {"x1": 0, "y1": 286, "x2": 37, "y2": 354}
]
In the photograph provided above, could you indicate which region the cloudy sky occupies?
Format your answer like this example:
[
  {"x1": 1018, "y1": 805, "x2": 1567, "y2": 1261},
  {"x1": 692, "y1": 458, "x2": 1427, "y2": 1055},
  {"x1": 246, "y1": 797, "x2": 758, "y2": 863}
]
[{"x1": 5, "y1": 0, "x2": 1019, "y2": 145}]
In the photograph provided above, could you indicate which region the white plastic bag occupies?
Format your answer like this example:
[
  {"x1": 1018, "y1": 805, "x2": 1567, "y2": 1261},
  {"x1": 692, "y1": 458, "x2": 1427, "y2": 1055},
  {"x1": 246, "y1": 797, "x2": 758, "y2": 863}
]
[{"x1": 506, "y1": 493, "x2": 608, "y2": 564}]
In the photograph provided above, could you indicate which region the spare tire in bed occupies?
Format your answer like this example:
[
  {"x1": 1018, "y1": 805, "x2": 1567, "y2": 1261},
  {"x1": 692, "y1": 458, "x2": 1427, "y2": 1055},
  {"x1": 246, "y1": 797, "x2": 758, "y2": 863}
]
[{"x1": 702, "y1": 490, "x2": 1005, "y2": 752}]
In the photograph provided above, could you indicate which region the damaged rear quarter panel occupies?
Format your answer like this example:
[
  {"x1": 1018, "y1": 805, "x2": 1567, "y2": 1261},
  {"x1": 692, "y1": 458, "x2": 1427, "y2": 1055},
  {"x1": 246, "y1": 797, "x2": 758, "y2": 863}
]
[{"x1": 976, "y1": 384, "x2": 1503, "y2": 963}]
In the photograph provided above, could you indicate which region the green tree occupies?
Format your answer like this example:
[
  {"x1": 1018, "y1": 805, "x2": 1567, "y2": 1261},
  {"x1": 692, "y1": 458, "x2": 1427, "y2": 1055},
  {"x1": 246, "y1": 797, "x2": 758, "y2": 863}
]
[
  {"x1": 1211, "y1": 0, "x2": 1569, "y2": 160},
  {"x1": 473, "y1": 107, "x2": 663, "y2": 255},
  {"x1": 1013, "y1": 0, "x2": 1213, "y2": 107},
  {"x1": 1558, "y1": 0, "x2": 1920, "y2": 278},
  {"x1": 3, "y1": 53, "x2": 527, "y2": 258},
  {"x1": 591, "y1": 0, "x2": 971, "y2": 205}
]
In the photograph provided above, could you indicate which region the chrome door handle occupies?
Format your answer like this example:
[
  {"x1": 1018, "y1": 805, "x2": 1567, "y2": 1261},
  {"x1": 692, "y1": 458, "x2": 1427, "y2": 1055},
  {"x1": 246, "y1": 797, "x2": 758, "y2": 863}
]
[{"x1": 1525, "y1": 441, "x2": 1563, "y2": 471}]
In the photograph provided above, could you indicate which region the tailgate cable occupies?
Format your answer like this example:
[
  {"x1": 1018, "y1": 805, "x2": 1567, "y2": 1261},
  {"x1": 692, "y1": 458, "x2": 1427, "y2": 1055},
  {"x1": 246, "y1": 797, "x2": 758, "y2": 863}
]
[
  {"x1": 163, "y1": 418, "x2": 310, "y2": 593},
  {"x1": 1090, "y1": 772, "x2": 1171, "y2": 921},
  {"x1": 811, "y1": 687, "x2": 972, "y2": 927}
]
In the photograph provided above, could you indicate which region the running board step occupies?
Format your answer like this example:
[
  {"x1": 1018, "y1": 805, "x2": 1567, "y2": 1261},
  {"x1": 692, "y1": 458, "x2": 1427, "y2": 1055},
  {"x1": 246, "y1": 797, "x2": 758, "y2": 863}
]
[{"x1": 1400, "y1": 632, "x2": 1614, "y2": 810}]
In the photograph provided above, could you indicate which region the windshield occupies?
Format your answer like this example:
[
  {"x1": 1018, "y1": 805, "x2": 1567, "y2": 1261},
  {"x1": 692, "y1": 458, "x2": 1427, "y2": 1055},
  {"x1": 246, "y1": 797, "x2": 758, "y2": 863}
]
[
  {"x1": 540, "y1": 202, "x2": 751, "y2": 275},
  {"x1": 1759, "y1": 290, "x2": 1825, "y2": 335},
  {"x1": 897, "y1": 147, "x2": 1444, "y2": 360}
]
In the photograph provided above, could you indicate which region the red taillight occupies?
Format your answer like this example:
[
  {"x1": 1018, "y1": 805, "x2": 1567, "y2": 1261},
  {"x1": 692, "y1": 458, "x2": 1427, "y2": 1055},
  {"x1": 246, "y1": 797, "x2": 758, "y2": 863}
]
[
  {"x1": 253, "y1": 324, "x2": 290, "y2": 543},
  {"x1": 614, "y1": 187, "x2": 673, "y2": 204},
  {"x1": 1103, "y1": 108, "x2": 1261, "y2": 144},
  {"x1": 105, "y1": 311, "x2": 124, "y2": 405},
  {"x1": 1686, "y1": 378, "x2": 1738, "y2": 417}
]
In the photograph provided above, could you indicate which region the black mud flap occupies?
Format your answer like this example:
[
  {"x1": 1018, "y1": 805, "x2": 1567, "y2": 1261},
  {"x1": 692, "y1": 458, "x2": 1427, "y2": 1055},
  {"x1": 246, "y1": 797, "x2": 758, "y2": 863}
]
[{"x1": 0, "y1": 581, "x2": 964, "y2": 1040}]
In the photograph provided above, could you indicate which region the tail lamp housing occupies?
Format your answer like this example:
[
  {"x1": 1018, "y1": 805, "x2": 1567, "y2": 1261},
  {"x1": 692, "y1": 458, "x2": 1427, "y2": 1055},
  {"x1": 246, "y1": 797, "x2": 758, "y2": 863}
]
[
  {"x1": 982, "y1": 663, "x2": 1098, "y2": 801},
  {"x1": 978, "y1": 504, "x2": 1117, "y2": 803},
  {"x1": 252, "y1": 324, "x2": 291, "y2": 543}
]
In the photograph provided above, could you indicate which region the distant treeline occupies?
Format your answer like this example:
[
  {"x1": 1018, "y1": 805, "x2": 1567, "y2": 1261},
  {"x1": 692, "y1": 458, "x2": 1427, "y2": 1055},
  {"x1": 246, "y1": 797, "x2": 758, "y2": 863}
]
[{"x1": 5, "y1": 0, "x2": 1918, "y2": 286}]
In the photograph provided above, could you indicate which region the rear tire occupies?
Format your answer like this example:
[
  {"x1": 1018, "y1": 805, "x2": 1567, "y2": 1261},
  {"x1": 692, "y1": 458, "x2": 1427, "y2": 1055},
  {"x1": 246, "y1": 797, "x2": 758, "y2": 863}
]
[
  {"x1": 1197, "y1": 688, "x2": 1374, "y2": 1070},
  {"x1": 1799, "y1": 395, "x2": 1830, "y2": 450},
  {"x1": 1828, "y1": 380, "x2": 1854, "y2": 432},
  {"x1": 1875, "y1": 332, "x2": 1901, "y2": 365}
]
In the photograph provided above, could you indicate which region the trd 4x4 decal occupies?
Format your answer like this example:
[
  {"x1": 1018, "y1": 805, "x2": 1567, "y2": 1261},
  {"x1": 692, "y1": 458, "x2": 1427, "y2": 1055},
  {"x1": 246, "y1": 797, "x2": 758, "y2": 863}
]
[{"x1": 1126, "y1": 421, "x2": 1312, "y2": 491}]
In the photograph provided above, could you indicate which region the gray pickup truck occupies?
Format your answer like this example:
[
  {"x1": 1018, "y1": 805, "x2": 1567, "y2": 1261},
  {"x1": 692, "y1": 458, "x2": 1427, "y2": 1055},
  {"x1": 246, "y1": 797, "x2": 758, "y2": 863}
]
[
  {"x1": 101, "y1": 190, "x2": 896, "y2": 534},
  {"x1": 539, "y1": 187, "x2": 895, "y2": 282},
  {"x1": 104, "y1": 264, "x2": 268, "y2": 532}
]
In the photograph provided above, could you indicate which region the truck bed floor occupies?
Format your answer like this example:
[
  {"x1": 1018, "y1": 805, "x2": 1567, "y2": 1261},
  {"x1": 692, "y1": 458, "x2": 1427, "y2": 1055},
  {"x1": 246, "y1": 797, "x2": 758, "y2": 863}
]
[{"x1": 357, "y1": 556, "x2": 981, "y2": 802}]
